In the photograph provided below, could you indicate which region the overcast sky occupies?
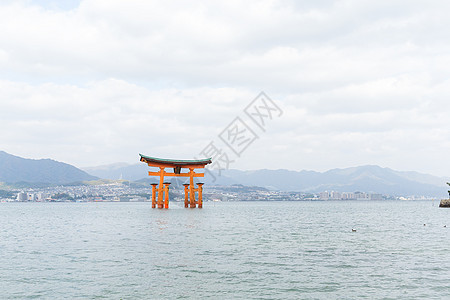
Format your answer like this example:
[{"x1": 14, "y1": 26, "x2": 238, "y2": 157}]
[{"x1": 1, "y1": 0, "x2": 449, "y2": 176}]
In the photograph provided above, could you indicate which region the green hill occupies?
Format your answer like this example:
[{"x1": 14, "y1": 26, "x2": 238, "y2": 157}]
[{"x1": 0, "y1": 151, "x2": 97, "y2": 185}]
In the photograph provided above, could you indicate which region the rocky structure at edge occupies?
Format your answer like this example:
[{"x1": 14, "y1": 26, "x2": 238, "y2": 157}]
[{"x1": 439, "y1": 199, "x2": 450, "y2": 207}]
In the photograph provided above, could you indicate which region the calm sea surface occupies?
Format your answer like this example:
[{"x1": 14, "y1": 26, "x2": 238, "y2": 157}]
[{"x1": 1, "y1": 201, "x2": 449, "y2": 299}]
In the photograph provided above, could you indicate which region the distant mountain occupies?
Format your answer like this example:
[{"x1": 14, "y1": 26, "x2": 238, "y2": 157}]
[
  {"x1": 83, "y1": 162, "x2": 149, "y2": 181},
  {"x1": 83, "y1": 162, "x2": 448, "y2": 197},
  {"x1": 0, "y1": 151, "x2": 97, "y2": 184},
  {"x1": 83, "y1": 162, "x2": 240, "y2": 185},
  {"x1": 218, "y1": 166, "x2": 449, "y2": 197}
]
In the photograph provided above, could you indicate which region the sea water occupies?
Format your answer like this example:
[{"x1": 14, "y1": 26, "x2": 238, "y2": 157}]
[{"x1": 0, "y1": 201, "x2": 449, "y2": 299}]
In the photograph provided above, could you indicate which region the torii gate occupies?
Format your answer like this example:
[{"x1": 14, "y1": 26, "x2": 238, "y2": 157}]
[{"x1": 139, "y1": 154, "x2": 212, "y2": 209}]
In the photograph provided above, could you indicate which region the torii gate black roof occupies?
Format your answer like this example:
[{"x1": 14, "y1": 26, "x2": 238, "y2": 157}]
[{"x1": 139, "y1": 154, "x2": 212, "y2": 166}]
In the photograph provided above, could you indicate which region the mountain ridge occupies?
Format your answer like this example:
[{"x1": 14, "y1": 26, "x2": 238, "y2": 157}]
[
  {"x1": 1, "y1": 150, "x2": 446, "y2": 197},
  {"x1": 0, "y1": 151, "x2": 97, "y2": 184},
  {"x1": 82, "y1": 162, "x2": 449, "y2": 197}
]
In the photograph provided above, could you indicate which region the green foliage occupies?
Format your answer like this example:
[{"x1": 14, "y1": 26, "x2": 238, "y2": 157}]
[
  {"x1": 0, "y1": 189, "x2": 15, "y2": 198},
  {"x1": 0, "y1": 182, "x2": 11, "y2": 189},
  {"x1": 136, "y1": 193, "x2": 150, "y2": 199},
  {"x1": 52, "y1": 193, "x2": 74, "y2": 200}
]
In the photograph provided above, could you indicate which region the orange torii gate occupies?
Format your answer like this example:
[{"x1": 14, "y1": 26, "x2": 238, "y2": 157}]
[{"x1": 139, "y1": 154, "x2": 212, "y2": 209}]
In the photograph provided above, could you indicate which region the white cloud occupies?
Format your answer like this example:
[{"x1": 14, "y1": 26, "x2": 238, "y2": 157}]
[
  {"x1": 0, "y1": 0, "x2": 449, "y2": 176},
  {"x1": 0, "y1": 79, "x2": 256, "y2": 167}
]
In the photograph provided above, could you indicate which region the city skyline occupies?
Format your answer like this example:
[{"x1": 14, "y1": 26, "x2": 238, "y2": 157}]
[{"x1": 0, "y1": 0, "x2": 449, "y2": 177}]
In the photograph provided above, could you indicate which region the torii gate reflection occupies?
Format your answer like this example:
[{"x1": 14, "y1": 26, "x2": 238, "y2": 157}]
[{"x1": 139, "y1": 154, "x2": 212, "y2": 209}]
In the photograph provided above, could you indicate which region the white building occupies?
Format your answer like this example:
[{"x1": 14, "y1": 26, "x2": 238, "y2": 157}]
[
  {"x1": 17, "y1": 192, "x2": 28, "y2": 201},
  {"x1": 341, "y1": 192, "x2": 355, "y2": 200}
]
